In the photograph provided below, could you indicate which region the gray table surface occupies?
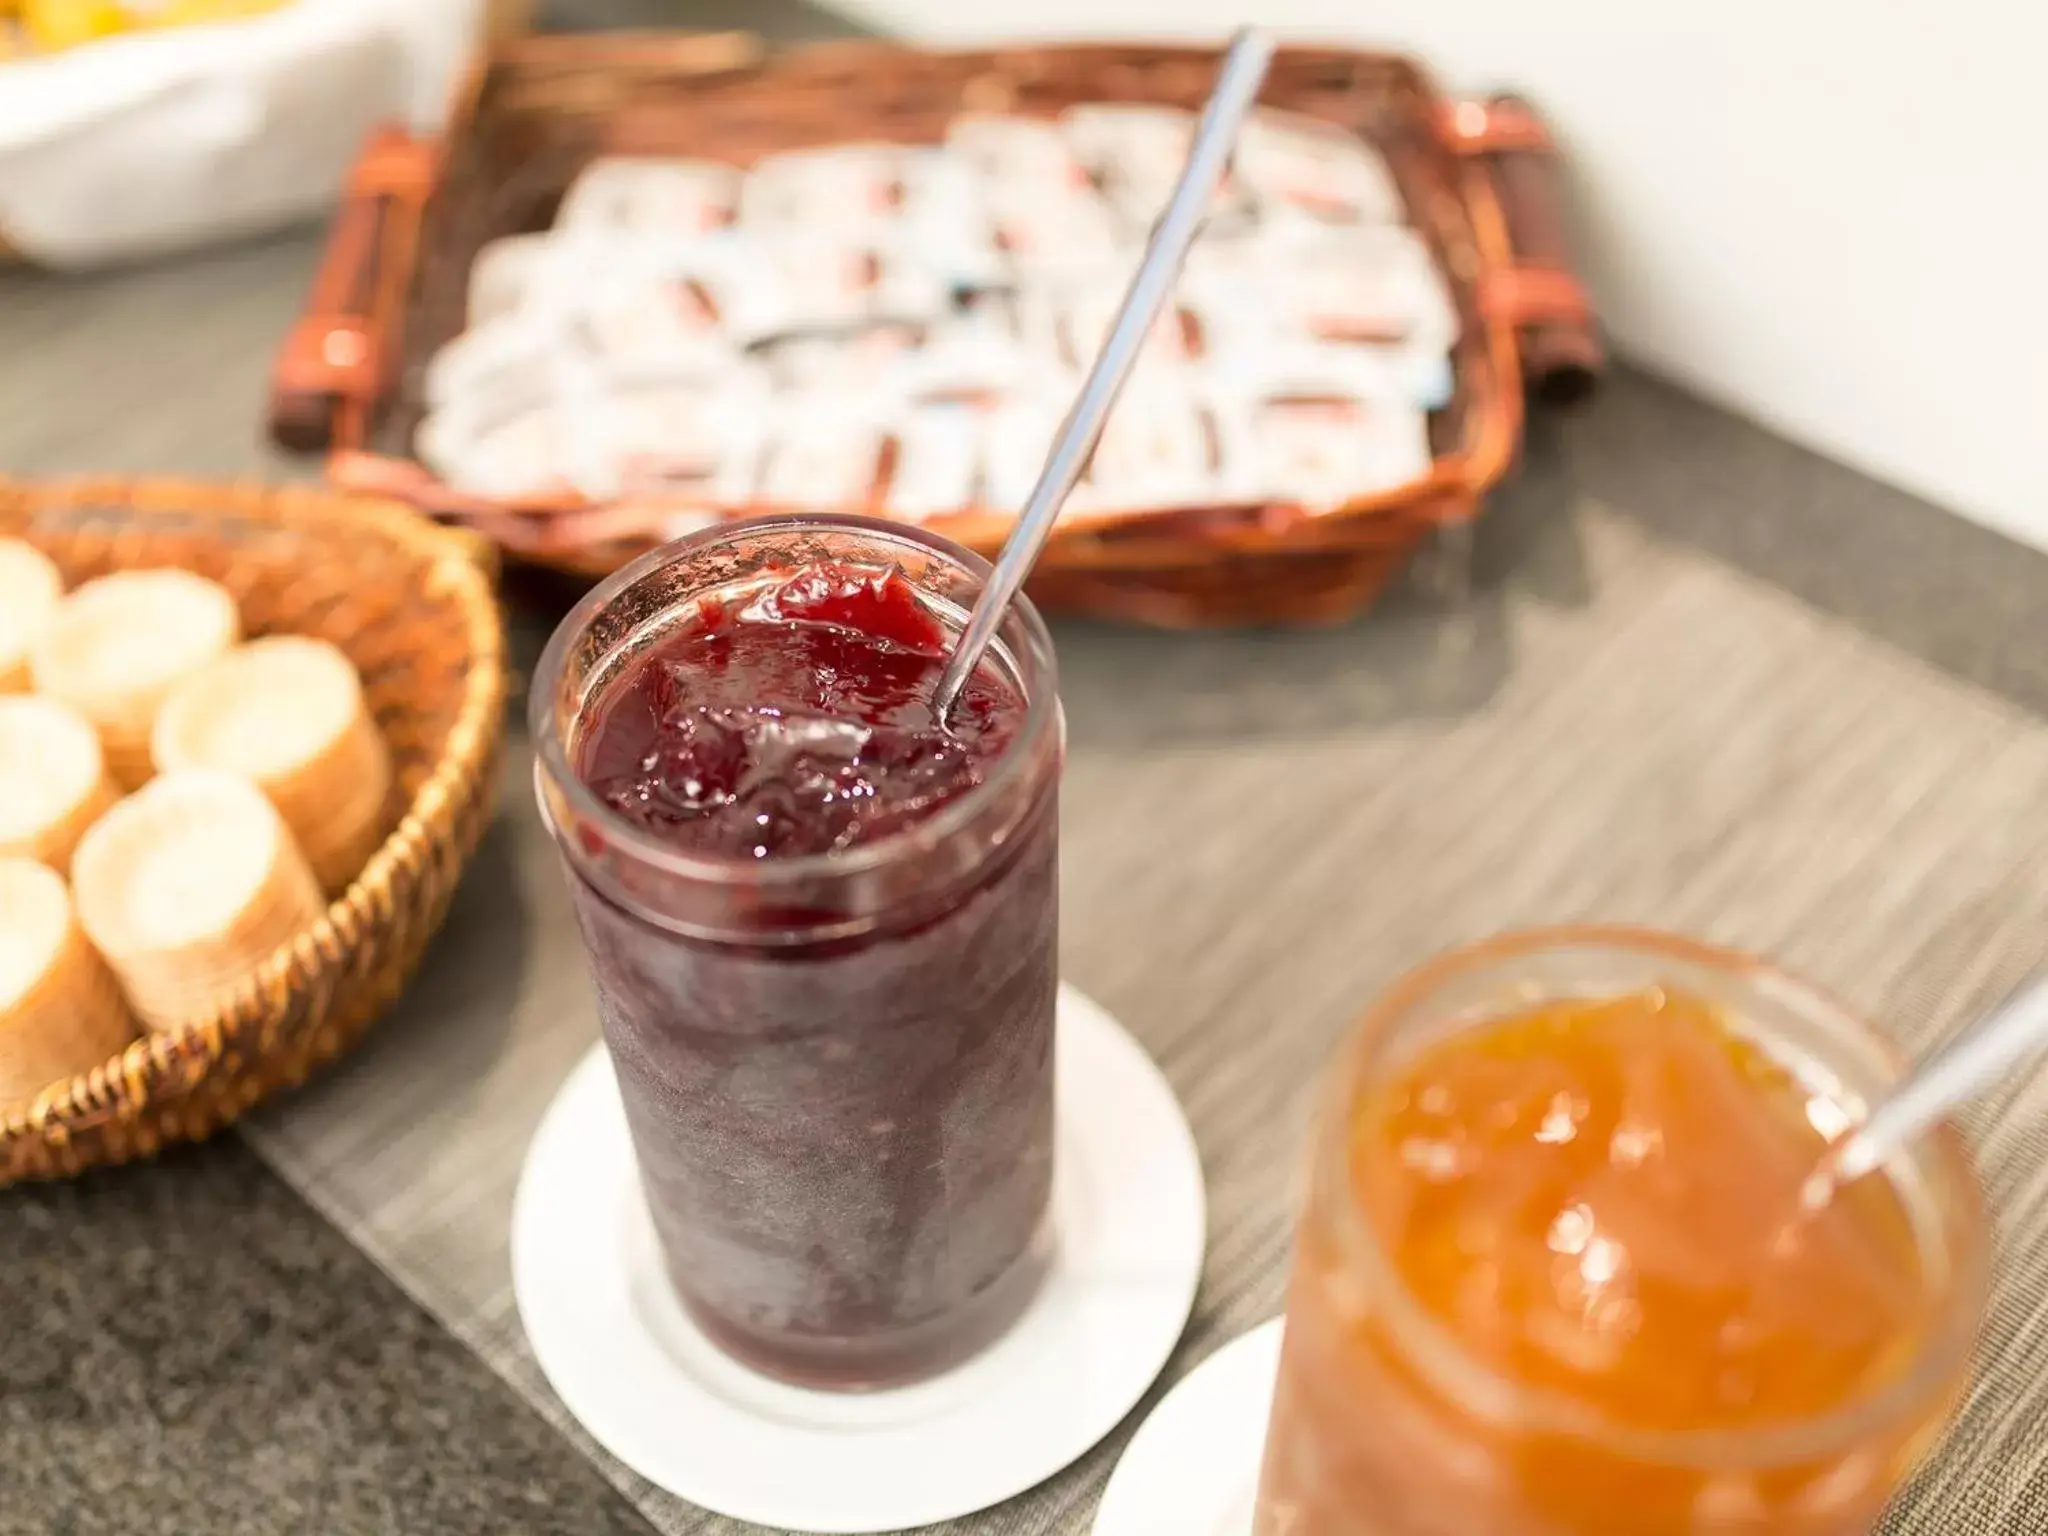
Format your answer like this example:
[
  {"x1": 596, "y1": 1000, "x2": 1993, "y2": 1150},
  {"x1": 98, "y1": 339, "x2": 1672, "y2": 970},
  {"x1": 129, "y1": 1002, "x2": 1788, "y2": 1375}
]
[{"x1": 9, "y1": 11, "x2": 2048, "y2": 1536}]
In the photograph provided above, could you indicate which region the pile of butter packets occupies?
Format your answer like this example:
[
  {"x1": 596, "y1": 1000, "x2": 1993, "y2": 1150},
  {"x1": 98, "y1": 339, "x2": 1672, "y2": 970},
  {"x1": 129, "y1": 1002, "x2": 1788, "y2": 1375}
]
[{"x1": 417, "y1": 104, "x2": 1458, "y2": 523}]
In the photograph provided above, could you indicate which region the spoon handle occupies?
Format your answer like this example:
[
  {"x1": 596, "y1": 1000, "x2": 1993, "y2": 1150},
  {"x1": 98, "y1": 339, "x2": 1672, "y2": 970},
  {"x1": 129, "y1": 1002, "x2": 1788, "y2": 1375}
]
[
  {"x1": 931, "y1": 27, "x2": 1276, "y2": 720},
  {"x1": 1826, "y1": 969, "x2": 2048, "y2": 1185}
]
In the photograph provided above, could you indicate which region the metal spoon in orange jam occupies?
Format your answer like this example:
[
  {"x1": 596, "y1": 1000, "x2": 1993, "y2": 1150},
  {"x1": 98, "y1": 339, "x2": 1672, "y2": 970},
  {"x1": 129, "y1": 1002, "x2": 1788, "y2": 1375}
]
[{"x1": 1354, "y1": 988, "x2": 1931, "y2": 1433}]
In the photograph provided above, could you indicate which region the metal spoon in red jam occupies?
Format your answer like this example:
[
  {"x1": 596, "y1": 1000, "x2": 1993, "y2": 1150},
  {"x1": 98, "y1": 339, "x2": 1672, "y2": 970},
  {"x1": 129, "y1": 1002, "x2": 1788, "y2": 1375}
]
[{"x1": 576, "y1": 561, "x2": 1023, "y2": 860}]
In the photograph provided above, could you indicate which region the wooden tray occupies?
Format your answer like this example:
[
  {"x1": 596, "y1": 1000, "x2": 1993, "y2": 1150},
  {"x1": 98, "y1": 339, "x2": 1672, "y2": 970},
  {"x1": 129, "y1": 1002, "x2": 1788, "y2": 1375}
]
[
  {"x1": 270, "y1": 32, "x2": 1601, "y2": 628},
  {"x1": 0, "y1": 479, "x2": 507, "y2": 1183}
]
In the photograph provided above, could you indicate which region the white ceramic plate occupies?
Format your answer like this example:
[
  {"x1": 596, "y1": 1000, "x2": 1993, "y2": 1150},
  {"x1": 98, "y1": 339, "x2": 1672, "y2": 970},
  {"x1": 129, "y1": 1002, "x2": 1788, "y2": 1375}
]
[
  {"x1": 1092, "y1": 1318, "x2": 1285, "y2": 1536},
  {"x1": 513, "y1": 984, "x2": 1206, "y2": 1535}
]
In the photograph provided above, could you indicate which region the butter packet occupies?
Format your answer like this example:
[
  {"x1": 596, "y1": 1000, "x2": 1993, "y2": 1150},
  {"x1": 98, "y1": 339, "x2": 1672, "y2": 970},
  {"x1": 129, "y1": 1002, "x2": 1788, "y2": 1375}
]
[
  {"x1": 1065, "y1": 383, "x2": 1224, "y2": 514},
  {"x1": 1062, "y1": 102, "x2": 1255, "y2": 230},
  {"x1": 906, "y1": 297, "x2": 1049, "y2": 402},
  {"x1": 415, "y1": 359, "x2": 576, "y2": 499},
  {"x1": 431, "y1": 245, "x2": 756, "y2": 413},
  {"x1": 946, "y1": 114, "x2": 1089, "y2": 201},
  {"x1": 986, "y1": 186, "x2": 1124, "y2": 280},
  {"x1": 980, "y1": 399, "x2": 1064, "y2": 517},
  {"x1": 1273, "y1": 226, "x2": 1457, "y2": 352},
  {"x1": 1032, "y1": 281, "x2": 1222, "y2": 373},
  {"x1": 556, "y1": 157, "x2": 739, "y2": 236},
  {"x1": 761, "y1": 324, "x2": 927, "y2": 393},
  {"x1": 1236, "y1": 386, "x2": 1434, "y2": 510},
  {"x1": 739, "y1": 143, "x2": 924, "y2": 229},
  {"x1": 752, "y1": 405, "x2": 892, "y2": 512},
  {"x1": 569, "y1": 232, "x2": 789, "y2": 349},
  {"x1": 1060, "y1": 103, "x2": 1195, "y2": 178},
  {"x1": 1234, "y1": 110, "x2": 1405, "y2": 225},
  {"x1": 1251, "y1": 336, "x2": 1458, "y2": 414},
  {"x1": 466, "y1": 233, "x2": 554, "y2": 328},
  {"x1": 601, "y1": 370, "x2": 768, "y2": 504},
  {"x1": 884, "y1": 401, "x2": 988, "y2": 520},
  {"x1": 750, "y1": 235, "x2": 955, "y2": 333}
]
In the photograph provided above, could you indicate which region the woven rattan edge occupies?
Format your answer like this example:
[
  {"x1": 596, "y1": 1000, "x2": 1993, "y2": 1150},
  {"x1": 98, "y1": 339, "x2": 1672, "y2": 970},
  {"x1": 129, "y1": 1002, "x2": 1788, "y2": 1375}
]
[{"x1": 1446, "y1": 155, "x2": 1529, "y2": 506}]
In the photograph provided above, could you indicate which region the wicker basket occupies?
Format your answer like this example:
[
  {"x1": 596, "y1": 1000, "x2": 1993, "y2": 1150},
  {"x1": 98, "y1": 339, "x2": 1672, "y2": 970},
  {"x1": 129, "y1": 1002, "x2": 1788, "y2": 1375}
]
[
  {"x1": 270, "y1": 33, "x2": 1602, "y2": 628},
  {"x1": 0, "y1": 479, "x2": 507, "y2": 1183}
]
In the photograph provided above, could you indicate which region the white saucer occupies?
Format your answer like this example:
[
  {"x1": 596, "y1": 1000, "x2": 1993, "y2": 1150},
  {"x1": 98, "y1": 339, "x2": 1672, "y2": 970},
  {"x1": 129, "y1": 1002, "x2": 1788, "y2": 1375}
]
[
  {"x1": 1092, "y1": 1318, "x2": 1285, "y2": 1536},
  {"x1": 513, "y1": 984, "x2": 1207, "y2": 1535}
]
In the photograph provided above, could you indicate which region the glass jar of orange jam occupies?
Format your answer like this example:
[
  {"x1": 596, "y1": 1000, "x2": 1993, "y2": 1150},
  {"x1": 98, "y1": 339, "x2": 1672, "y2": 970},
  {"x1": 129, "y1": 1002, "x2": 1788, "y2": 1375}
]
[{"x1": 1255, "y1": 928, "x2": 1988, "y2": 1535}]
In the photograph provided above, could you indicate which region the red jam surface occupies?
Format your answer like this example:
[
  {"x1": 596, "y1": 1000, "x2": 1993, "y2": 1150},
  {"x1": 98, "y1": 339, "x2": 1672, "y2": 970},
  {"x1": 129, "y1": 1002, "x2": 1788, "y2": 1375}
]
[{"x1": 577, "y1": 562, "x2": 1023, "y2": 858}]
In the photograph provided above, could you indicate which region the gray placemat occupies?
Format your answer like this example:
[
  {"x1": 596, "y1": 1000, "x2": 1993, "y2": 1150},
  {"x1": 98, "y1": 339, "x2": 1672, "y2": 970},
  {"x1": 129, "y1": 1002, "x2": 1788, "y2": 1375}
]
[{"x1": 244, "y1": 505, "x2": 2048, "y2": 1533}]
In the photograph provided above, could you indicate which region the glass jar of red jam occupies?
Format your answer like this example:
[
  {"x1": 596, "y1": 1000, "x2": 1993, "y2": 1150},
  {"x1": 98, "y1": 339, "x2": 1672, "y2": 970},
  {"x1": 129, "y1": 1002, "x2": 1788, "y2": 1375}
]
[
  {"x1": 1256, "y1": 927, "x2": 1989, "y2": 1535},
  {"x1": 531, "y1": 516, "x2": 1062, "y2": 1391}
]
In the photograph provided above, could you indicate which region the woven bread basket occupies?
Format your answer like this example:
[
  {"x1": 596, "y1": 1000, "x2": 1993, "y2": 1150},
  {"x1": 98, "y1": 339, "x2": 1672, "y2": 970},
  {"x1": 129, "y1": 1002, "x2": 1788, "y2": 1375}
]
[
  {"x1": 271, "y1": 32, "x2": 1602, "y2": 629},
  {"x1": 0, "y1": 479, "x2": 506, "y2": 1183}
]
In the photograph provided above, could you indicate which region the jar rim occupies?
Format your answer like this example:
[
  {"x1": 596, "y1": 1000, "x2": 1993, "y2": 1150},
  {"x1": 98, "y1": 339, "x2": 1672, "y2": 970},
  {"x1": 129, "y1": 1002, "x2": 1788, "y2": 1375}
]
[
  {"x1": 528, "y1": 513, "x2": 1061, "y2": 890},
  {"x1": 1323, "y1": 924, "x2": 1991, "y2": 1469}
]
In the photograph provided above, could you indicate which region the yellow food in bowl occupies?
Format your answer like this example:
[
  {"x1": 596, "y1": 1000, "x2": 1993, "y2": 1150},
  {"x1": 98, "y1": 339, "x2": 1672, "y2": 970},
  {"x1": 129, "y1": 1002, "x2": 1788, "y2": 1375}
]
[
  {"x1": 21, "y1": 0, "x2": 126, "y2": 52},
  {"x1": 10, "y1": 0, "x2": 288, "y2": 57}
]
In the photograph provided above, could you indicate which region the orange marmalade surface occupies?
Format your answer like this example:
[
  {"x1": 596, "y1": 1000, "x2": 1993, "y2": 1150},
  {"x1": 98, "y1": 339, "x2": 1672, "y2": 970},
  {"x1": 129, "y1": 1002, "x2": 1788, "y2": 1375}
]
[{"x1": 1354, "y1": 988, "x2": 1931, "y2": 1433}]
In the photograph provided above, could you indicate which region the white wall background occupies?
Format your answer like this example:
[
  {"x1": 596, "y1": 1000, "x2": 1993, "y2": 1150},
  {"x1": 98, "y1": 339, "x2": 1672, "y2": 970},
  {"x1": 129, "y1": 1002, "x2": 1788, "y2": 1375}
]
[{"x1": 827, "y1": 0, "x2": 2048, "y2": 546}]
